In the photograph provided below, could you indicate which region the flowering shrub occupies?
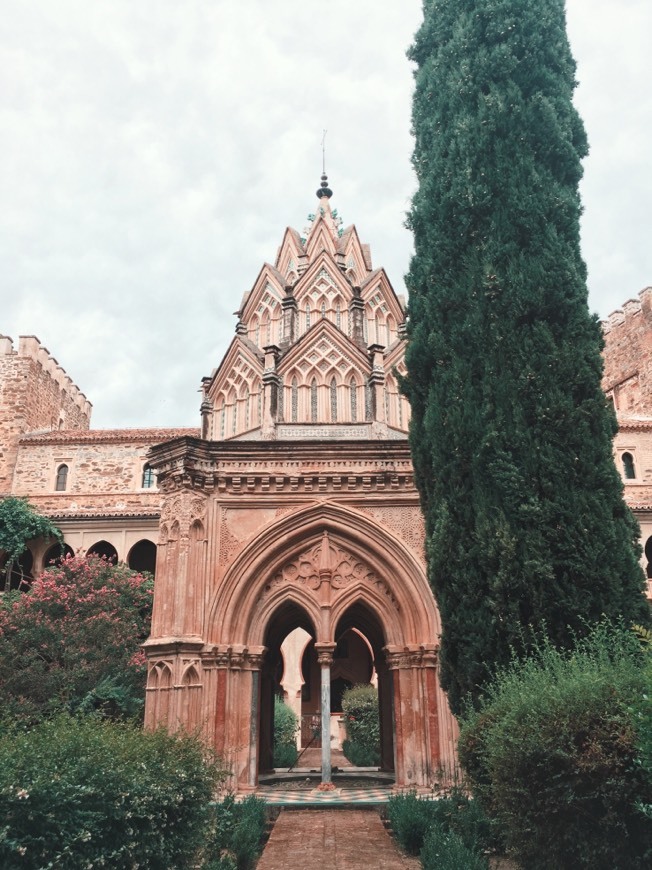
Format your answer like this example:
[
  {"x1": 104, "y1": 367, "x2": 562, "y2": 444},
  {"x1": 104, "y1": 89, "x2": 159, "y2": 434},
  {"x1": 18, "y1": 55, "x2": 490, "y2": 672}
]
[
  {"x1": 0, "y1": 714, "x2": 225, "y2": 869},
  {"x1": 0, "y1": 554, "x2": 153, "y2": 721}
]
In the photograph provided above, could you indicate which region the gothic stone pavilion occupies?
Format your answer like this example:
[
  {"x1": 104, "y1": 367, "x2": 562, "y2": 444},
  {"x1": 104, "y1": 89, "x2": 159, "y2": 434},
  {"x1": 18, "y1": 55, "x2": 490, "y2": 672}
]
[
  {"x1": 3, "y1": 178, "x2": 652, "y2": 793},
  {"x1": 143, "y1": 175, "x2": 459, "y2": 790}
]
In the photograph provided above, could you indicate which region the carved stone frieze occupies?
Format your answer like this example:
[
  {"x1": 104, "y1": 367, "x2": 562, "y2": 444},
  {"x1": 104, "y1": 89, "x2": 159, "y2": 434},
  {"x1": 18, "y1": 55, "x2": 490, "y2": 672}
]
[
  {"x1": 358, "y1": 505, "x2": 426, "y2": 559},
  {"x1": 262, "y1": 537, "x2": 399, "y2": 611}
]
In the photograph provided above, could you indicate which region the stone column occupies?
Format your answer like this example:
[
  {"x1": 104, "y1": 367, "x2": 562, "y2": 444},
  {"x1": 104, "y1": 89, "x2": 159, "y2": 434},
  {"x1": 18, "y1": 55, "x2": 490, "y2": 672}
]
[
  {"x1": 262, "y1": 345, "x2": 281, "y2": 439},
  {"x1": 367, "y1": 343, "x2": 386, "y2": 424},
  {"x1": 280, "y1": 288, "x2": 298, "y2": 349},
  {"x1": 314, "y1": 642, "x2": 336, "y2": 785},
  {"x1": 349, "y1": 287, "x2": 366, "y2": 348}
]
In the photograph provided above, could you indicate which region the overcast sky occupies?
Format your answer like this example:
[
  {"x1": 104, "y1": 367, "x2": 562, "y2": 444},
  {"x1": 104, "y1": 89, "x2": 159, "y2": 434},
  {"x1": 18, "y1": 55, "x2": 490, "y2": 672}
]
[{"x1": 2, "y1": 1, "x2": 650, "y2": 429}]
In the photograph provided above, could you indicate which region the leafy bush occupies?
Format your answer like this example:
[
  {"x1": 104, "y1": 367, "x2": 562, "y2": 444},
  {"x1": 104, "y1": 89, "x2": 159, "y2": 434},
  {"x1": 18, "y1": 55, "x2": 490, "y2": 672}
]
[
  {"x1": 0, "y1": 714, "x2": 226, "y2": 869},
  {"x1": 0, "y1": 496, "x2": 62, "y2": 592},
  {"x1": 387, "y1": 791, "x2": 438, "y2": 855},
  {"x1": 273, "y1": 697, "x2": 298, "y2": 767},
  {"x1": 387, "y1": 789, "x2": 497, "y2": 858},
  {"x1": 420, "y1": 826, "x2": 489, "y2": 870},
  {"x1": 341, "y1": 738, "x2": 379, "y2": 767},
  {"x1": 341, "y1": 683, "x2": 380, "y2": 766},
  {"x1": 203, "y1": 795, "x2": 267, "y2": 870},
  {"x1": 0, "y1": 553, "x2": 152, "y2": 722},
  {"x1": 459, "y1": 624, "x2": 652, "y2": 869}
]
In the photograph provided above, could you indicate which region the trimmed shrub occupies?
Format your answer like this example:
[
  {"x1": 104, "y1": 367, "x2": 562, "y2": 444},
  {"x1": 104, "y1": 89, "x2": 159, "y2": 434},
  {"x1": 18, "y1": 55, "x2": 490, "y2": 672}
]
[
  {"x1": 459, "y1": 625, "x2": 652, "y2": 869},
  {"x1": 420, "y1": 826, "x2": 489, "y2": 870},
  {"x1": 273, "y1": 697, "x2": 298, "y2": 767},
  {"x1": 203, "y1": 795, "x2": 267, "y2": 870},
  {"x1": 387, "y1": 789, "x2": 497, "y2": 858},
  {"x1": 341, "y1": 683, "x2": 380, "y2": 766},
  {"x1": 0, "y1": 714, "x2": 225, "y2": 869},
  {"x1": 387, "y1": 791, "x2": 438, "y2": 855}
]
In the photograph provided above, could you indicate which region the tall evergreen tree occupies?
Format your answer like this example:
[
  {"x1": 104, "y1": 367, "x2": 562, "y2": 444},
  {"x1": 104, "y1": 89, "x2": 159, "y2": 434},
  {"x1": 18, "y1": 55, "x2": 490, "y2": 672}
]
[{"x1": 403, "y1": 0, "x2": 649, "y2": 713}]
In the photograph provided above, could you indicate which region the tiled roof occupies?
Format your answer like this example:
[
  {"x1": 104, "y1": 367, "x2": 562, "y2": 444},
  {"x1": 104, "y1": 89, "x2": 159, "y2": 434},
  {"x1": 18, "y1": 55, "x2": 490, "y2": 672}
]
[{"x1": 19, "y1": 427, "x2": 200, "y2": 445}]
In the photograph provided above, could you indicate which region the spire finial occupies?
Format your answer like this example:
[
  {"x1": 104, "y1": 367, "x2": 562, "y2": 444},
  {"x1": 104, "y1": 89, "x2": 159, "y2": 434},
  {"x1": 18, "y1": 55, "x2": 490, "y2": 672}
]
[{"x1": 316, "y1": 130, "x2": 333, "y2": 199}]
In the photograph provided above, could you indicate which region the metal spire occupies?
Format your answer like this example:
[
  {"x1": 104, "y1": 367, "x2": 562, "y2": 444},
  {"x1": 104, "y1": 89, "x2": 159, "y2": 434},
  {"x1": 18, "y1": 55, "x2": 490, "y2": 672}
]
[{"x1": 316, "y1": 129, "x2": 333, "y2": 199}]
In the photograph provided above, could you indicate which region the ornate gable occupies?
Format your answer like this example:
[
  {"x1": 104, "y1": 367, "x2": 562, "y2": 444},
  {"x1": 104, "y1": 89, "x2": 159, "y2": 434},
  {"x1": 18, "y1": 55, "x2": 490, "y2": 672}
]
[
  {"x1": 360, "y1": 268, "x2": 405, "y2": 349},
  {"x1": 237, "y1": 264, "x2": 286, "y2": 350},
  {"x1": 337, "y1": 225, "x2": 372, "y2": 285},
  {"x1": 205, "y1": 338, "x2": 264, "y2": 440},
  {"x1": 277, "y1": 319, "x2": 371, "y2": 427},
  {"x1": 274, "y1": 227, "x2": 306, "y2": 284}
]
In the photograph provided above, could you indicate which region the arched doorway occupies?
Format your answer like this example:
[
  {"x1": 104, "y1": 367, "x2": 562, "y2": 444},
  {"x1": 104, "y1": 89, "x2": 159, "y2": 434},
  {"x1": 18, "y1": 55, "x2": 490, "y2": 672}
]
[{"x1": 259, "y1": 601, "x2": 316, "y2": 773}]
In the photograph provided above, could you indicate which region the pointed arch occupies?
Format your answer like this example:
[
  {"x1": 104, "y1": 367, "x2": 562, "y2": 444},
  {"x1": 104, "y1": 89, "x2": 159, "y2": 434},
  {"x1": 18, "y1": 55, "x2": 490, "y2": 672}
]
[{"x1": 206, "y1": 502, "x2": 439, "y2": 648}]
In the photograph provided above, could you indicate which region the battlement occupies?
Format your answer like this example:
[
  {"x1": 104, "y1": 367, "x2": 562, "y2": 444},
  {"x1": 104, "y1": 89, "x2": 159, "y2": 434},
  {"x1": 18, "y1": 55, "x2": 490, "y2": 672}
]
[
  {"x1": 602, "y1": 287, "x2": 652, "y2": 334},
  {"x1": 0, "y1": 335, "x2": 92, "y2": 418}
]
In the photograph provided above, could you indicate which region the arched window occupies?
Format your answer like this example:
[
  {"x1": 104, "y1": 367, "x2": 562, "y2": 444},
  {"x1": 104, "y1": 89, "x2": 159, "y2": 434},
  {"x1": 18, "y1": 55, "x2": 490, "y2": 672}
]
[
  {"x1": 141, "y1": 464, "x2": 155, "y2": 489},
  {"x1": 350, "y1": 378, "x2": 357, "y2": 423},
  {"x1": 321, "y1": 301, "x2": 326, "y2": 318},
  {"x1": 219, "y1": 402, "x2": 225, "y2": 438},
  {"x1": 336, "y1": 301, "x2": 342, "y2": 329},
  {"x1": 127, "y1": 539, "x2": 157, "y2": 576},
  {"x1": 55, "y1": 464, "x2": 68, "y2": 492},
  {"x1": 330, "y1": 377, "x2": 337, "y2": 423},
  {"x1": 244, "y1": 387, "x2": 250, "y2": 431},
  {"x1": 305, "y1": 301, "x2": 311, "y2": 330},
  {"x1": 292, "y1": 378, "x2": 298, "y2": 423},
  {"x1": 622, "y1": 452, "x2": 636, "y2": 480},
  {"x1": 43, "y1": 542, "x2": 74, "y2": 567},
  {"x1": 86, "y1": 540, "x2": 118, "y2": 563},
  {"x1": 311, "y1": 378, "x2": 318, "y2": 422}
]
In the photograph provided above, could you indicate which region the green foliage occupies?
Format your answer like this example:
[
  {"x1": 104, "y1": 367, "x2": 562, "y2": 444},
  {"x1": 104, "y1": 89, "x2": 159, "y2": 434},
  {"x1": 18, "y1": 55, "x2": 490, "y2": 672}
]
[
  {"x1": 273, "y1": 697, "x2": 298, "y2": 767},
  {"x1": 0, "y1": 714, "x2": 226, "y2": 869},
  {"x1": 420, "y1": 826, "x2": 489, "y2": 870},
  {"x1": 631, "y1": 625, "x2": 652, "y2": 820},
  {"x1": 0, "y1": 496, "x2": 62, "y2": 591},
  {"x1": 403, "y1": 0, "x2": 649, "y2": 713},
  {"x1": 387, "y1": 788, "x2": 497, "y2": 858},
  {"x1": 0, "y1": 553, "x2": 153, "y2": 722},
  {"x1": 203, "y1": 795, "x2": 267, "y2": 870},
  {"x1": 458, "y1": 625, "x2": 652, "y2": 869},
  {"x1": 341, "y1": 739, "x2": 379, "y2": 767},
  {"x1": 341, "y1": 683, "x2": 380, "y2": 765}
]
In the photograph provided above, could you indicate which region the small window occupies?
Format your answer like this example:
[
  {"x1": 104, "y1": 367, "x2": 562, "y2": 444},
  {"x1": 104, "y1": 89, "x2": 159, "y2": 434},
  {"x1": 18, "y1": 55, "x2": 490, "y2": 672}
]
[
  {"x1": 622, "y1": 452, "x2": 636, "y2": 480},
  {"x1": 141, "y1": 464, "x2": 155, "y2": 489},
  {"x1": 55, "y1": 464, "x2": 68, "y2": 491}
]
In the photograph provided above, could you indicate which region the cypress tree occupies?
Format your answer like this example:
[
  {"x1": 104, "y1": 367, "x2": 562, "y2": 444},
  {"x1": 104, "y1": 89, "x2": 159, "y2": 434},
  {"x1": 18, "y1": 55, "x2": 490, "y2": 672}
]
[{"x1": 403, "y1": 0, "x2": 649, "y2": 713}]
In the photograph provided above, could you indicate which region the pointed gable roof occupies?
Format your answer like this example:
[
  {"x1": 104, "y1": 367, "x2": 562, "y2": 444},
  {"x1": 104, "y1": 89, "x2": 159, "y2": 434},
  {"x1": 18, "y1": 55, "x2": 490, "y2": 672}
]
[
  {"x1": 205, "y1": 336, "x2": 264, "y2": 403},
  {"x1": 275, "y1": 226, "x2": 306, "y2": 279},
  {"x1": 278, "y1": 317, "x2": 370, "y2": 383},
  {"x1": 336, "y1": 224, "x2": 372, "y2": 279},
  {"x1": 236, "y1": 262, "x2": 286, "y2": 324},
  {"x1": 360, "y1": 267, "x2": 406, "y2": 323},
  {"x1": 293, "y1": 249, "x2": 354, "y2": 306}
]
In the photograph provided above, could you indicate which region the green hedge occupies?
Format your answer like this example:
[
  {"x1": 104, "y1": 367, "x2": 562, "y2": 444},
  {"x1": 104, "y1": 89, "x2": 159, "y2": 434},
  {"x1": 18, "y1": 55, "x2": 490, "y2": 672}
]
[
  {"x1": 0, "y1": 715, "x2": 226, "y2": 869},
  {"x1": 386, "y1": 788, "x2": 496, "y2": 859},
  {"x1": 459, "y1": 625, "x2": 652, "y2": 869},
  {"x1": 341, "y1": 684, "x2": 380, "y2": 766},
  {"x1": 202, "y1": 795, "x2": 267, "y2": 870},
  {"x1": 273, "y1": 697, "x2": 298, "y2": 767}
]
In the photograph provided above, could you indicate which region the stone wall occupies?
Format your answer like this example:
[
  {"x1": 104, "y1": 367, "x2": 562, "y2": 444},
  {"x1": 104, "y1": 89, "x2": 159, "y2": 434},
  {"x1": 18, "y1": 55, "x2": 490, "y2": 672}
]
[
  {"x1": 12, "y1": 428, "x2": 198, "y2": 519},
  {"x1": 602, "y1": 288, "x2": 652, "y2": 415},
  {"x1": 0, "y1": 335, "x2": 91, "y2": 493}
]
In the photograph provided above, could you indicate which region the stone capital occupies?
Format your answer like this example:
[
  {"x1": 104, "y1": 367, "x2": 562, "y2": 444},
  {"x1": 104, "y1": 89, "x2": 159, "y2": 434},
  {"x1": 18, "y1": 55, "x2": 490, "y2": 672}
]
[{"x1": 314, "y1": 641, "x2": 337, "y2": 667}]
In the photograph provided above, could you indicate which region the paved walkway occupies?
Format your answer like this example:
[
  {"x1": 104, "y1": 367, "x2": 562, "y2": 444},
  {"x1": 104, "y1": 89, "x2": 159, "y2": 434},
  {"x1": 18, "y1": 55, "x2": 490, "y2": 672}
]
[{"x1": 256, "y1": 808, "x2": 420, "y2": 870}]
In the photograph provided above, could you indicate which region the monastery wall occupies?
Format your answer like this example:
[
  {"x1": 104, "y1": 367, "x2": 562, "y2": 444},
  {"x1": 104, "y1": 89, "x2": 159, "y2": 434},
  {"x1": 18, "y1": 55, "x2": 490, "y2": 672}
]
[
  {"x1": 11, "y1": 428, "x2": 198, "y2": 518},
  {"x1": 602, "y1": 287, "x2": 652, "y2": 415},
  {"x1": 0, "y1": 335, "x2": 91, "y2": 493}
]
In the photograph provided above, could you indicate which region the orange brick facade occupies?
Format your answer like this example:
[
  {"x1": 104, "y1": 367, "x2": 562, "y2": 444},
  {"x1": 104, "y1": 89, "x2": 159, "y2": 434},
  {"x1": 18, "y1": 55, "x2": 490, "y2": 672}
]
[{"x1": 1, "y1": 186, "x2": 649, "y2": 791}]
